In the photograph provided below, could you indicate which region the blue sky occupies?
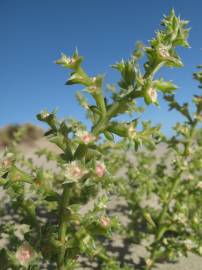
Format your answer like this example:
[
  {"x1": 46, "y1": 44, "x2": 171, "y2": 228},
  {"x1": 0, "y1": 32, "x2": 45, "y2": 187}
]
[{"x1": 0, "y1": 0, "x2": 202, "y2": 134}]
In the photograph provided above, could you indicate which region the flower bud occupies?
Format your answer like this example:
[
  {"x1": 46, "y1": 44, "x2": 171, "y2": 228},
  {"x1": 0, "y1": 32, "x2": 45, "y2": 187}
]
[
  {"x1": 56, "y1": 52, "x2": 82, "y2": 69},
  {"x1": 41, "y1": 111, "x2": 50, "y2": 120}
]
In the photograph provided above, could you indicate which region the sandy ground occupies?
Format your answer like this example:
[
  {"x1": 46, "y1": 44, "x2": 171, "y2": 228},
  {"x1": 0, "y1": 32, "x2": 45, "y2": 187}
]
[{"x1": 1, "y1": 139, "x2": 202, "y2": 270}]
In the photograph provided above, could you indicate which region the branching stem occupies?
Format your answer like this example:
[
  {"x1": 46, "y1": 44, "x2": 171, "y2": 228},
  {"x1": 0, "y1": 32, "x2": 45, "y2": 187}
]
[{"x1": 145, "y1": 121, "x2": 197, "y2": 270}]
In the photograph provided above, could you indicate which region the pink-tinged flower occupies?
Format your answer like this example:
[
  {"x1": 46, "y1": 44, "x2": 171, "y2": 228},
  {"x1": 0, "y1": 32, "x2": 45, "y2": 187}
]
[
  {"x1": 158, "y1": 46, "x2": 170, "y2": 58},
  {"x1": 56, "y1": 53, "x2": 79, "y2": 69},
  {"x1": 147, "y1": 87, "x2": 157, "y2": 103},
  {"x1": 1, "y1": 159, "x2": 11, "y2": 167},
  {"x1": 16, "y1": 242, "x2": 35, "y2": 266},
  {"x1": 186, "y1": 174, "x2": 194, "y2": 181},
  {"x1": 76, "y1": 130, "x2": 96, "y2": 144},
  {"x1": 69, "y1": 57, "x2": 77, "y2": 65},
  {"x1": 95, "y1": 162, "x2": 106, "y2": 178},
  {"x1": 100, "y1": 216, "x2": 110, "y2": 228},
  {"x1": 65, "y1": 161, "x2": 88, "y2": 181}
]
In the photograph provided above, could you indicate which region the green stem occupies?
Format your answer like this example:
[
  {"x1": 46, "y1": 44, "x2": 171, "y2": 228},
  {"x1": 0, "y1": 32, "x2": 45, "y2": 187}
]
[
  {"x1": 106, "y1": 89, "x2": 142, "y2": 120},
  {"x1": 158, "y1": 171, "x2": 182, "y2": 230},
  {"x1": 65, "y1": 140, "x2": 73, "y2": 161},
  {"x1": 57, "y1": 58, "x2": 168, "y2": 269},
  {"x1": 92, "y1": 60, "x2": 165, "y2": 135},
  {"x1": 58, "y1": 184, "x2": 70, "y2": 269},
  {"x1": 146, "y1": 172, "x2": 182, "y2": 270},
  {"x1": 143, "y1": 61, "x2": 165, "y2": 79},
  {"x1": 92, "y1": 116, "x2": 108, "y2": 136},
  {"x1": 93, "y1": 90, "x2": 107, "y2": 116},
  {"x1": 92, "y1": 89, "x2": 143, "y2": 135}
]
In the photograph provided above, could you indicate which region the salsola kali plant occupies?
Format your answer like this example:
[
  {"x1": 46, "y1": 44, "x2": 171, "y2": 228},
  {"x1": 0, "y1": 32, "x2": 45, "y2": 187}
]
[
  {"x1": 104, "y1": 69, "x2": 202, "y2": 270},
  {"x1": 144, "y1": 66, "x2": 202, "y2": 269},
  {"x1": 0, "y1": 9, "x2": 193, "y2": 270}
]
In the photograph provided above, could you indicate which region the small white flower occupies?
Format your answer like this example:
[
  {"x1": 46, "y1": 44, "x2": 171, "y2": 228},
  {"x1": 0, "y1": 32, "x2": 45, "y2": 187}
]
[
  {"x1": 64, "y1": 161, "x2": 88, "y2": 181},
  {"x1": 16, "y1": 242, "x2": 35, "y2": 266},
  {"x1": 95, "y1": 162, "x2": 106, "y2": 177},
  {"x1": 76, "y1": 130, "x2": 96, "y2": 144},
  {"x1": 159, "y1": 46, "x2": 170, "y2": 58},
  {"x1": 147, "y1": 87, "x2": 157, "y2": 103},
  {"x1": 40, "y1": 111, "x2": 50, "y2": 119}
]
